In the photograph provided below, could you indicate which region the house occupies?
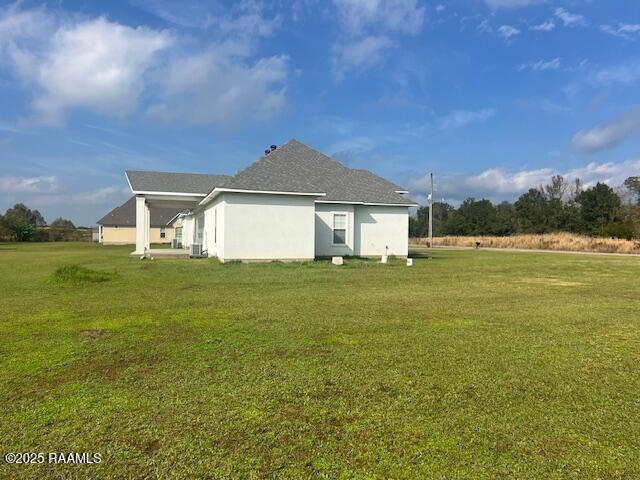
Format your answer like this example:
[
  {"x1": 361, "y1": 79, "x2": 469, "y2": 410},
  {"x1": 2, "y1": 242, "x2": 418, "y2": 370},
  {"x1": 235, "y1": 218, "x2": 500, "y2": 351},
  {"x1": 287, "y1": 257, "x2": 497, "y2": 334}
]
[
  {"x1": 97, "y1": 197, "x2": 183, "y2": 245},
  {"x1": 125, "y1": 139, "x2": 417, "y2": 261}
]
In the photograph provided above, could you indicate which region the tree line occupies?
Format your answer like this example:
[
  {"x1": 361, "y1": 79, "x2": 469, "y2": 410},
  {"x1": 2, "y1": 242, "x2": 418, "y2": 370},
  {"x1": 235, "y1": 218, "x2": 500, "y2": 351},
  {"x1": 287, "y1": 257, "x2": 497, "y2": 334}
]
[
  {"x1": 0, "y1": 203, "x2": 78, "y2": 241},
  {"x1": 410, "y1": 176, "x2": 640, "y2": 239}
]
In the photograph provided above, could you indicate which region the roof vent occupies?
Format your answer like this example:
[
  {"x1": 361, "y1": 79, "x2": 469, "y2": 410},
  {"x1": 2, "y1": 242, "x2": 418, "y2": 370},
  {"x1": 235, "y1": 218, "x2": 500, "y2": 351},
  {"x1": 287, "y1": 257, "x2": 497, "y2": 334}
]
[
  {"x1": 264, "y1": 149, "x2": 271, "y2": 155},
  {"x1": 270, "y1": 145, "x2": 277, "y2": 151}
]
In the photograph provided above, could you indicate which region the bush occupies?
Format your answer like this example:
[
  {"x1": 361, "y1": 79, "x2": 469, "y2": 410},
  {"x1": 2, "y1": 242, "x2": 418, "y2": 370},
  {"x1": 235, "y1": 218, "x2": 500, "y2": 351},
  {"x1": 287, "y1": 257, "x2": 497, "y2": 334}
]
[
  {"x1": 601, "y1": 222, "x2": 635, "y2": 240},
  {"x1": 31, "y1": 228, "x2": 92, "y2": 242}
]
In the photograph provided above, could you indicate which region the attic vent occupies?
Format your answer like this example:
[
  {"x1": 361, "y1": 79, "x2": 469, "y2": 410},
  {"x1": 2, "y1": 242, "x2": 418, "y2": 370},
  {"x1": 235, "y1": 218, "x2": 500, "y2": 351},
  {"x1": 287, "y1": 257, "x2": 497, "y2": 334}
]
[
  {"x1": 270, "y1": 145, "x2": 277, "y2": 151},
  {"x1": 264, "y1": 149, "x2": 271, "y2": 155}
]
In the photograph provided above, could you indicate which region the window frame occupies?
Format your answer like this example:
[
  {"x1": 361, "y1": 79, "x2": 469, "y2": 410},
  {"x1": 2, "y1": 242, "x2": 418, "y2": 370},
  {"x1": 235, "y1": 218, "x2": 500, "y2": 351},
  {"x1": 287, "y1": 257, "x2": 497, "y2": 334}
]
[
  {"x1": 160, "y1": 226, "x2": 166, "y2": 239},
  {"x1": 331, "y1": 213, "x2": 348, "y2": 246}
]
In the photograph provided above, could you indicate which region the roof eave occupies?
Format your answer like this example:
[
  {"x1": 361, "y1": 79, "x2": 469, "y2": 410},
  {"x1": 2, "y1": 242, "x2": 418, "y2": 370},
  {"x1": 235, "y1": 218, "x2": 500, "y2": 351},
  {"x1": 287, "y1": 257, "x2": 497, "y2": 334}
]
[{"x1": 200, "y1": 188, "x2": 327, "y2": 206}]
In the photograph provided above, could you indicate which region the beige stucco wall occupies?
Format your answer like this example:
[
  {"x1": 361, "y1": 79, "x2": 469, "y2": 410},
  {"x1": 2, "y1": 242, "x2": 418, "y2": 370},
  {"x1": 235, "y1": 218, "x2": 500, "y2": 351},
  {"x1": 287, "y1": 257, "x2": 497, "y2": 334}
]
[{"x1": 101, "y1": 226, "x2": 175, "y2": 245}]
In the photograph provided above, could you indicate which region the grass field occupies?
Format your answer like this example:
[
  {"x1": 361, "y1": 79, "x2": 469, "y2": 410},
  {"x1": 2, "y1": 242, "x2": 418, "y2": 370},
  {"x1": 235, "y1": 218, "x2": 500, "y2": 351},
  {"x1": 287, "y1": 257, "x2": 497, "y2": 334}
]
[{"x1": 1, "y1": 242, "x2": 639, "y2": 479}]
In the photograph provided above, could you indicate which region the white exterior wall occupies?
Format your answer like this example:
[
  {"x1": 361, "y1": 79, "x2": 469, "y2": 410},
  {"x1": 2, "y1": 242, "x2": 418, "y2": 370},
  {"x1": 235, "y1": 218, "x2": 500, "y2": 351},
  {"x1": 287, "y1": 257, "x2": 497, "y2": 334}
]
[
  {"x1": 203, "y1": 196, "x2": 225, "y2": 258},
  {"x1": 354, "y1": 205, "x2": 409, "y2": 257},
  {"x1": 314, "y1": 203, "x2": 355, "y2": 257},
  {"x1": 220, "y1": 192, "x2": 316, "y2": 261},
  {"x1": 182, "y1": 215, "x2": 194, "y2": 249}
]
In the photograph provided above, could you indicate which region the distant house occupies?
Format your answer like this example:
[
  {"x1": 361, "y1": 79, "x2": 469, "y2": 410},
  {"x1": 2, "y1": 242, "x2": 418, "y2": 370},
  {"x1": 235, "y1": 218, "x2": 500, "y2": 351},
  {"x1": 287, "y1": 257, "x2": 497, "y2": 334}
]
[
  {"x1": 96, "y1": 197, "x2": 183, "y2": 245},
  {"x1": 123, "y1": 139, "x2": 417, "y2": 261}
]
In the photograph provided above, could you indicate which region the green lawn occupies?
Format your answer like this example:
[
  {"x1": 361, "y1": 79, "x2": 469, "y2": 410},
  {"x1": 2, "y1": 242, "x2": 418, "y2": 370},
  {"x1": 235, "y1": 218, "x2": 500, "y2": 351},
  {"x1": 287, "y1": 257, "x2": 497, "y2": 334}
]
[{"x1": 1, "y1": 242, "x2": 639, "y2": 479}]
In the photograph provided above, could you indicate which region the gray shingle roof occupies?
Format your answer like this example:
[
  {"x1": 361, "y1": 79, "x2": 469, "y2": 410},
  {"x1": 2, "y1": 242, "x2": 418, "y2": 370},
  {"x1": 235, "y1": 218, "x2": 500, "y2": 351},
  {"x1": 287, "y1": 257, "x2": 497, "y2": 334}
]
[
  {"x1": 124, "y1": 140, "x2": 416, "y2": 205},
  {"x1": 97, "y1": 197, "x2": 184, "y2": 227},
  {"x1": 223, "y1": 139, "x2": 416, "y2": 205},
  {"x1": 126, "y1": 171, "x2": 230, "y2": 195}
]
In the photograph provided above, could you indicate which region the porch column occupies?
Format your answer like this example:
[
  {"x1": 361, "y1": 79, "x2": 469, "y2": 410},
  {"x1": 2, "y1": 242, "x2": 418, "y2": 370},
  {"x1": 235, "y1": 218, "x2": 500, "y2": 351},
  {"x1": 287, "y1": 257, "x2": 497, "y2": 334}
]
[
  {"x1": 145, "y1": 201, "x2": 150, "y2": 251},
  {"x1": 135, "y1": 195, "x2": 148, "y2": 254}
]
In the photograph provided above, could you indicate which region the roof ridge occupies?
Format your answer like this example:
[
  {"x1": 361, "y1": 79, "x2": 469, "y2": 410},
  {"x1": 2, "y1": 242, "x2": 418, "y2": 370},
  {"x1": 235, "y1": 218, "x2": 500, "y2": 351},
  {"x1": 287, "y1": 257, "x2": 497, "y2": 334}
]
[{"x1": 125, "y1": 169, "x2": 230, "y2": 177}]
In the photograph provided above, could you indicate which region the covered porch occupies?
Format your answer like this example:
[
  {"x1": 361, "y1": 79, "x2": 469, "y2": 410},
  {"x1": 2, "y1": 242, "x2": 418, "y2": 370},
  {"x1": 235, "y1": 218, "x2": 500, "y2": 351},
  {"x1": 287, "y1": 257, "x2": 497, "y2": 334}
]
[{"x1": 132, "y1": 194, "x2": 200, "y2": 256}]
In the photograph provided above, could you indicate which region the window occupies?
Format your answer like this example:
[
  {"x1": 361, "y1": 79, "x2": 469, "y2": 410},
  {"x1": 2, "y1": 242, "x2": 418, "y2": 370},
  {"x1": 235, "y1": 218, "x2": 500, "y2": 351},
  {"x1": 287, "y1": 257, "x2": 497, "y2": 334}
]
[
  {"x1": 160, "y1": 227, "x2": 166, "y2": 239},
  {"x1": 333, "y1": 214, "x2": 347, "y2": 245},
  {"x1": 175, "y1": 227, "x2": 182, "y2": 243}
]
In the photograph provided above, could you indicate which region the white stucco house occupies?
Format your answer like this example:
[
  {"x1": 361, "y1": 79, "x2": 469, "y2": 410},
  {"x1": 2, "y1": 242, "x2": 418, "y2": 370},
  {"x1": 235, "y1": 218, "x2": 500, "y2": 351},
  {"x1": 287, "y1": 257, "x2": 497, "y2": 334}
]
[{"x1": 126, "y1": 139, "x2": 417, "y2": 262}]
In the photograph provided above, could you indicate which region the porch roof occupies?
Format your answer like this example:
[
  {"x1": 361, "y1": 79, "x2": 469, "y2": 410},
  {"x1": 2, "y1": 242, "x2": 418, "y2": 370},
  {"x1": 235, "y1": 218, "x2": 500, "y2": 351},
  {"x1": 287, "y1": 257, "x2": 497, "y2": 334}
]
[{"x1": 125, "y1": 171, "x2": 231, "y2": 196}]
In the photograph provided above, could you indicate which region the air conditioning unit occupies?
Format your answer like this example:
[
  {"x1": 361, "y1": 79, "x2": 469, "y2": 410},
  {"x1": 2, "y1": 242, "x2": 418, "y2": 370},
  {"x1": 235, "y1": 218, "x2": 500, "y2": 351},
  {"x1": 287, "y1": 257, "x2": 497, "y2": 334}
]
[
  {"x1": 171, "y1": 238, "x2": 178, "y2": 249},
  {"x1": 190, "y1": 244, "x2": 203, "y2": 256}
]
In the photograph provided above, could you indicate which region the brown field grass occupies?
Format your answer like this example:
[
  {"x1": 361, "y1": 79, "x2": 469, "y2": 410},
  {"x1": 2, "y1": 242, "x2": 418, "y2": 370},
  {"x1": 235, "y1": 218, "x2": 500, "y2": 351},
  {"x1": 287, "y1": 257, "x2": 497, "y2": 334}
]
[{"x1": 411, "y1": 233, "x2": 640, "y2": 254}]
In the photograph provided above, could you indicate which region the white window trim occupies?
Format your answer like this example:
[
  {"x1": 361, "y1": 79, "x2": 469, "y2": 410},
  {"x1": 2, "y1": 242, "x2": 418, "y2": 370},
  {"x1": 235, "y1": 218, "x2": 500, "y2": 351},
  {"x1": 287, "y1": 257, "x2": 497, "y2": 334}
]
[{"x1": 331, "y1": 212, "x2": 348, "y2": 247}]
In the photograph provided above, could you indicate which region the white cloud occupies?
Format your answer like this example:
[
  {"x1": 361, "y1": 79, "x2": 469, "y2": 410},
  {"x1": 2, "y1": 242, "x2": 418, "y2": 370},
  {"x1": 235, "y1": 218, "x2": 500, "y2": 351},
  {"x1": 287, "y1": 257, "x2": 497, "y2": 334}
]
[
  {"x1": 148, "y1": 51, "x2": 288, "y2": 126},
  {"x1": 619, "y1": 24, "x2": 640, "y2": 34},
  {"x1": 477, "y1": 18, "x2": 493, "y2": 34},
  {"x1": 497, "y1": 25, "x2": 520, "y2": 40},
  {"x1": 436, "y1": 5, "x2": 445, "y2": 13},
  {"x1": 71, "y1": 186, "x2": 127, "y2": 204},
  {"x1": 519, "y1": 57, "x2": 561, "y2": 72},
  {"x1": 573, "y1": 107, "x2": 640, "y2": 152},
  {"x1": 331, "y1": 35, "x2": 394, "y2": 81},
  {"x1": 0, "y1": 7, "x2": 173, "y2": 125},
  {"x1": 531, "y1": 20, "x2": 555, "y2": 32},
  {"x1": 439, "y1": 108, "x2": 496, "y2": 130},
  {"x1": 327, "y1": 136, "x2": 377, "y2": 155},
  {"x1": 329, "y1": 0, "x2": 423, "y2": 79},
  {"x1": 405, "y1": 159, "x2": 640, "y2": 204},
  {"x1": 0, "y1": 175, "x2": 60, "y2": 193},
  {"x1": 34, "y1": 18, "x2": 173, "y2": 125},
  {"x1": 333, "y1": 0, "x2": 426, "y2": 36},
  {"x1": 589, "y1": 62, "x2": 640, "y2": 86},
  {"x1": 554, "y1": 8, "x2": 587, "y2": 28},
  {"x1": 0, "y1": 4, "x2": 289, "y2": 128},
  {"x1": 601, "y1": 24, "x2": 640, "y2": 40},
  {"x1": 464, "y1": 167, "x2": 555, "y2": 195},
  {"x1": 485, "y1": 0, "x2": 540, "y2": 7},
  {"x1": 516, "y1": 97, "x2": 570, "y2": 114}
]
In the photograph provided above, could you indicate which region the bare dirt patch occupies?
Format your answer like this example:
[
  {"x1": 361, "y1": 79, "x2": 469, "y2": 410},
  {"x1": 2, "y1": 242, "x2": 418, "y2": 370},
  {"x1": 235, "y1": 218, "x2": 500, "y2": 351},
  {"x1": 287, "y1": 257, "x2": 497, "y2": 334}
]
[
  {"x1": 520, "y1": 278, "x2": 584, "y2": 287},
  {"x1": 78, "y1": 329, "x2": 107, "y2": 338},
  {"x1": 144, "y1": 440, "x2": 161, "y2": 456}
]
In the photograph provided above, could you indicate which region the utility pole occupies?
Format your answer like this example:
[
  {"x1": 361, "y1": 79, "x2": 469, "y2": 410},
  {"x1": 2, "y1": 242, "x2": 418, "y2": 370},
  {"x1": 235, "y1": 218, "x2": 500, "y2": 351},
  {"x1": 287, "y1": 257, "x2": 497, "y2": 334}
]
[{"x1": 428, "y1": 172, "x2": 433, "y2": 248}]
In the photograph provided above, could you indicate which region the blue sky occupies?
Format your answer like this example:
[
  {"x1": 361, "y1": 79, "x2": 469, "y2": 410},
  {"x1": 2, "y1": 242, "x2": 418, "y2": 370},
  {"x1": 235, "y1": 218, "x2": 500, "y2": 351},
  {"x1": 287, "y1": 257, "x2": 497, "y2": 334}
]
[{"x1": 1, "y1": 0, "x2": 639, "y2": 225}]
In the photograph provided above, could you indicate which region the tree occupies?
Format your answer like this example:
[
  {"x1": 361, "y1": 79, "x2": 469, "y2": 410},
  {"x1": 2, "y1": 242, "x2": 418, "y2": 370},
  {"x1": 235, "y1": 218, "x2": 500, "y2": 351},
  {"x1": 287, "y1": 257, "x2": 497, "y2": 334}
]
[
  {"x1": 494, "y1": 201, "x2": 516, "y2": 235},
  {"x1": 514, "y1": 189, "x2": 549, "y2": 233},
  {"x1": 432, "y1": 202, "x2": 456, "y2": 236},
  {"x1": 543, "y1": 175, "x2": 567, "y2": 202},
  {"x1": 409, "y1": 207, "x2": 428, "y2": 238},
  {"x1": 409, "y1": 202, "x2": 455, "y2": 237},
  {"x1": 448, "y1": 198, "x2": 497, "y2": 236},
  {"x1": 0, "y1": 214, "x2": 8, "y2": 240},
  {"x1": 1, "y1": 204, "x2": 47, "y2": 241},
  {"x1": 49, "y1": 217, "x2": 76, "y2": 229},
  {"x1": 576, "y1": 183, "x2": 622, "y2": 236},
  {"x1": 568, "y1": 178, "x2": 583, "y2": 203},
  {"x1": 623, "y1": 176, "x2": 640, "y2": 206}
]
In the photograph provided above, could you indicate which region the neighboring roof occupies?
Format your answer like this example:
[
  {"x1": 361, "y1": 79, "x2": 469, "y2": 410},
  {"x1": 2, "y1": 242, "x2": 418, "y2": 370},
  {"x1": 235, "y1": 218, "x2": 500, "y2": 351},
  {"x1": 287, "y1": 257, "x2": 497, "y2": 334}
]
[
  {"x1": 125, "y1": 139, "x2": 416, "y2": 206},
  {"x1": 219, "y1": 139, "x2": 416, "y2": 205},
  {"x1": 125, "y1": 171, "x2": 231, "y2": 195},
  {"x1": 97, "y1": 197, "x2": 184, "y2": 227}
]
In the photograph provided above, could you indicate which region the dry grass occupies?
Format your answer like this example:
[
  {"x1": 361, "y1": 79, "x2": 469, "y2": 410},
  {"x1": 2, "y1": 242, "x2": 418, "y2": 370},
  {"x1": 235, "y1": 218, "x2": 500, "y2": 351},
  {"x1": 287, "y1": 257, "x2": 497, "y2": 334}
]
[{"x1": 412, "y1": 232, "x2": 640, "y2": 254}]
